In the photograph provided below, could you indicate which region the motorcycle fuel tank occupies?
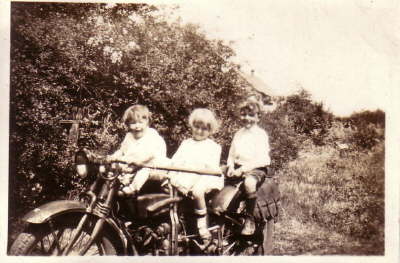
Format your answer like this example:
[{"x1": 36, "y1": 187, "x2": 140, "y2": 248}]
[{"x1": 135, "y1": 193, "x2": 172, "y2": 219}]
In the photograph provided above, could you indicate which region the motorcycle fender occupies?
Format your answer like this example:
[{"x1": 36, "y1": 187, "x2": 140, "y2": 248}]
[
  {"x1": 22, "y1": 200, "x2": 86, "y2": 224},
  {"x1": 22, "y1": 200, "x2": 132, "y2": 255},
  {"x1": 211, "y1": 185, "x2": 241, "y2": 215}
]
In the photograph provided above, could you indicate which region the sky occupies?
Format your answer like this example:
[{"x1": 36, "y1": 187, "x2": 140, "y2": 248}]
[
  {"x1": 1, "y1": 1, "x2": 398, "y2": 117},
  {"x1": 173, "y1": 0, "x2": 400, "y2": 116}
]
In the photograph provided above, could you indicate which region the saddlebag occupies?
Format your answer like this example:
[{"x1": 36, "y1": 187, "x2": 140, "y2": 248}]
[{"x1": 254, "y1": 177, "x2": 280, "y2": 222}]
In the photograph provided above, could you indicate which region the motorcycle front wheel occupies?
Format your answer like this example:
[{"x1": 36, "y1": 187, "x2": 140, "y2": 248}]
[{"x1": 9, "y1": 214, "x2": 117, "y2": 256}]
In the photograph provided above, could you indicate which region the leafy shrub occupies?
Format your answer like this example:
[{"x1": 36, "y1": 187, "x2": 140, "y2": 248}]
[{"x1": 262, "y1": 90, "x2": 333, "y2": 171}]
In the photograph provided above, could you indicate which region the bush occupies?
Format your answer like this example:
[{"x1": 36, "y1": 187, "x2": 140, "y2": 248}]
[{"x1": 261, "y1": 90, "x2": 333, "y2": 170}]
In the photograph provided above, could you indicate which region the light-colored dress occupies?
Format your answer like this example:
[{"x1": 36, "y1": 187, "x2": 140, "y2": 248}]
[{"x1": 170, "y1": 138, "x2": 223, "y2": 196}]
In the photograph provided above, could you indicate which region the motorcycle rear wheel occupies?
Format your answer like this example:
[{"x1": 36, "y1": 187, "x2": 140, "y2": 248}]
[
  {"x1": 9, "y1": 215, "x2": 117, "y2": 256},
  {"x1": 220, "y1": 219, "x2": 274, "y2": 256}
]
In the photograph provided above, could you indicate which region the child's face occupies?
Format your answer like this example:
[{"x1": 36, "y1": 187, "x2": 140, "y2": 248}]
[
  {"x1": 128, "y1": 113, "x2": 149, "y2": 139},
  {"x1": 240, "y1": 106, "x2": 259, "y2": 129},
  {"x1": 192, "y1": 121, "x2": 211, "y2": 141}
]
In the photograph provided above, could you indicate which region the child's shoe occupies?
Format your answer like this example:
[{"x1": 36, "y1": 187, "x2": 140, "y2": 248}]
[
  {"x1": 241, "y1": 215, "x2": 255, "y2": 235},
  {"x1": 242, "y1": 194, "x2": 257, "y2": 235},
  {"x1": 199, "y1": 227, "x2": 212, "y2": 242}
]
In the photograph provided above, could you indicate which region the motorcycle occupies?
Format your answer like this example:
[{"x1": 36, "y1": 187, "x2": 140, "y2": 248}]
[{"x1": 9, "y1": 149, "x2": 279, "y2": 256}]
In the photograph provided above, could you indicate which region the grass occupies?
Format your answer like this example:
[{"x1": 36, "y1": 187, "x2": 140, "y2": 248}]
[
  {"x1": 270, "y1": 140, "x2": 384, "y2": 255},
  {"x1": 273, "y1": 217, "x2": 382, "y2": 255}
]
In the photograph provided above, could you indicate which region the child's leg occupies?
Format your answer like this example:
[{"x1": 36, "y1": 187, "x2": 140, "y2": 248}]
[
  {"x1": 244, "y1": 174, "x2": 258, "y2": 195},
  {"x1": 242, "y1": 174, "x2": 258, "y2": 235},
  {"x1": 129, "y1": 168, "x2": 150, "y2": 193},
  {"x1": 191, "y1": 185, "x2": 211, "y2": 241}
]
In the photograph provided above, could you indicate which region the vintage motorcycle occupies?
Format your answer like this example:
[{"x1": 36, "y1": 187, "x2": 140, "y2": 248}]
[{"x1": 9, "y1": 149, "x2": 279, "y2": 256}]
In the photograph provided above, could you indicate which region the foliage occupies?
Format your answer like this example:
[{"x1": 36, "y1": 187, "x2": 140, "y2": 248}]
[
  {"x1": 344, "y1": 110, "x2": 385, "y2": 150},
  {"x1": 261, "y1": 89, "x2": 333, "y2": 170}
]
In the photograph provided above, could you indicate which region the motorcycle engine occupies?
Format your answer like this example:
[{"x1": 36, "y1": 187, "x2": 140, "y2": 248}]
[{"x1": 132, "y1": 222, "x2": 173, "y2": 255}]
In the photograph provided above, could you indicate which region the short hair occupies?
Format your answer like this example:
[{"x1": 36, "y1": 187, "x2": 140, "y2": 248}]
[
  {"x1": 237, "y1": 94, "x2": 264, "y2": 116},
  {"x1": 122, "y1": 105, "x2": 152, "y2": 126},
  {"x1": 188, "y1": 108, "x2": 219, "y2": 134}
]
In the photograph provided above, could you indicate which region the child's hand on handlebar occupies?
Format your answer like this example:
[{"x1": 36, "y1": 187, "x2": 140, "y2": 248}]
[
  {"x1": 106, "y1": 155, "x2": 116, "y2": 163},
  {"x1": 121, "y1": 186, "x2": 136, "y2": 196},
  {"x1": 226, "y1": 165, "x2": 242, "y2": 178},
  {"x1": 227, "y1": 167, "x2": 243, "y2": 178},
  {"x1": 118, "y1": 174, "x2": 134, "y2": 186},
  {"x1": 226, "y1": 166, "x2": 234, "y2": 178}
]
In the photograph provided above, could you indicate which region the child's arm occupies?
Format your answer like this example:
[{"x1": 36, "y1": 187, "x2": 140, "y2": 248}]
[
  {"x1": 107, "y1": 134, "x2": 129, "y2": 162},
  {"x1": 226, "y1": 134, "x2": 237, "y2": 177},
  {"x1": 120, "y1": 153, "x2": 154, "y2": 166},
  {"x1": 226, "y1": 141, "x2": 235, "y2": 168}
]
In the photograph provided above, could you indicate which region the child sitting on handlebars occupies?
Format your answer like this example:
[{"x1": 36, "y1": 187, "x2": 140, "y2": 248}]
[
  {"x1": 226, "y1": 94, "x2": 271, "y2": 236},
  {"x1": 170, "y1": 108, "x2": 223, "y2": 242},
  {"x1": 107, "y1": 104, "x2": 167, "y2": 196}
]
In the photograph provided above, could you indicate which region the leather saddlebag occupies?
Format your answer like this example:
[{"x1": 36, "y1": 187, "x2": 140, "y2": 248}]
[{"x1": 254, "y1": 177, "x2": 280, "y2": 222}]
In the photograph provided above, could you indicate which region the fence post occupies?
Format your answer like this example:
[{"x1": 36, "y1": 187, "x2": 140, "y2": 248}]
[{"x1": 60, "y1": 107, "x2": 83, "y2": 146}]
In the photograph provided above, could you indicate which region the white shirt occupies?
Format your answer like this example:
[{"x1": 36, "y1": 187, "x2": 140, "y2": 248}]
[
  {"x1": 111, "y1": 127, "x2": 166, "y2": 165},
  {"x1": 227, "y1": 124, "x2": 271, "y2": 172}
]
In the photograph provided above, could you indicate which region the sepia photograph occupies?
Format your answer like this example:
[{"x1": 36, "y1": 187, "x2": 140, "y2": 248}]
[{"x1": 2, "y1": 0, "x2": 399, "y2": 261}]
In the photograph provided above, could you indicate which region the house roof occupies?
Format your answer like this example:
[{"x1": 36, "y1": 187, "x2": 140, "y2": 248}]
[{"x1": 238, "y1": 70, "x2": 277, "y2": 97}]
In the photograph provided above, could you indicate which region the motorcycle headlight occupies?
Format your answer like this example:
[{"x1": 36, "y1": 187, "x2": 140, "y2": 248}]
[{"x1": 75, "y1": 150, "x2": 89, "y2": 178}]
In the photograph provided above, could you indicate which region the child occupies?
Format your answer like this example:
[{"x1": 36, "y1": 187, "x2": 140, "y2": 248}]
[
  {"x1": 170, "y1": 108, "x2": 223, "y2": 241},
  {"x1": 227, "y1": 94, "x2": 271, "y2": 235},
  {"x1": 107, "y1": 105, "x2": 167, "y2": 196}
]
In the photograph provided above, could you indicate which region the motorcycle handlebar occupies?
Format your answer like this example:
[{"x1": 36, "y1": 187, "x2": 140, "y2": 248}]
[
  {"x1": 80, "y1": 149, "x2": 222, "y2": 177},
  {"x1": 142, "y1": 164, "x2": 222, "y2": 176}
]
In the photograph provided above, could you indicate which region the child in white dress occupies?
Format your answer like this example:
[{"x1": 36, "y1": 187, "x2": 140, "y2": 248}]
[
  {"x1": 107, "y1": 105, "x2": 167, "y2": 196},
  {"x1": 170, "y1": 108, "x2": 223, "y2": 241},
  {"x1": 227, "y1": 94, "x2": 271, "y2": 235}
]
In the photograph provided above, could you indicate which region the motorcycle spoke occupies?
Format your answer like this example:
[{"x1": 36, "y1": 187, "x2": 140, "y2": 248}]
[
  {"x1": 67, "y1": 227, "x2": 73, "y2": 246},
  {"x1": 70, "y1": 230, "x2": 102, "y2": 255},
  {"x1": 39, "y1": 240, "x2": 47, "y2": 255},
  {"x1": 48, "y1": 229, "x2": 65, "y2": 255},
  {"x1": 75, "y1": 232, "x2": 85, "y2": 250},
  {"x1": 59, "y1": 228, "x2": 71, "y2": 251},
  {"x1": 222, "y1": 242, "x2": 237, "y2": 255},
  {"x1": 50, "y1": 229, "x2": 63, "y2": 254}
]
